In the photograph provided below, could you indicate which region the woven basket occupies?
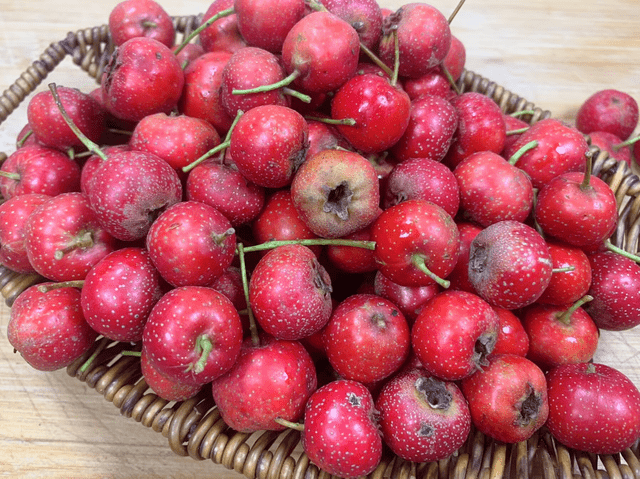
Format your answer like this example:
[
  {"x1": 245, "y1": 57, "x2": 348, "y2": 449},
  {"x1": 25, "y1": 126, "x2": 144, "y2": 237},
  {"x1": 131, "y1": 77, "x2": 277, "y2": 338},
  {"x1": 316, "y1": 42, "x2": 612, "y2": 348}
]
[{"x1": 1, "y1": 15, "x2": 640, "y2": 479}]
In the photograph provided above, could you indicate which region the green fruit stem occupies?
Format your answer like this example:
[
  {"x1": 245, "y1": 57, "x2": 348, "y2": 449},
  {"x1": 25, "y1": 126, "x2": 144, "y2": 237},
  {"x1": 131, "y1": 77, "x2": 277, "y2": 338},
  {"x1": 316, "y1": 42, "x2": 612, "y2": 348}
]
[
  {"x1": 173, "y1": 7, "x2": 235, "y2": 56},
  {"x1": 613, "y1": 134, "x2": 639, "y2": 150},
  {"x1": 441, "y1": 64, "x2": 461, "y2": 96},
  {"x1": 232, "y1": 70, "x2": 310, "y2": 103},
  {"x1": 411, "y1": 254, "x2": 450, "y2": 289},
  {"x1": 236, "y1": 242, "x2": 260, "y2": 347},
  {"x1": 358, "y1": 42, "x2": 394, "y2": 78},
  {"x1": 604, "y1": 239, "x2": 640, "y2": 263},
  {"x1": 506, "y1": 127, "x2": 529, "y2": 136},
  {"x1": 54, "y1": 231, "x2": 95, "y2": 260},
  {"x1": 391, "y1": 29, "x2": 400, "y2": 87},
  {"x1": 37, "y1": 280, "x2": 85, "y2": 293},
  {"x1": 16, "y1": 129, "x2": 34, "y2": 148},
  {"x1": 510, "y1": 110, "x2": 537, "y2": 118},
  {"x1": 555, "y1": 295, "x2": 593, "y2": 325},
  {"x1": 240, "y1": 238, "x2": 376, "y2": 254},
  {"x1": 48, "y1": 83, "x2": 107, "y2": 161},
  {"x1": 580, "y1": 150, "x2": 594, "y2": 190},
  {"x1": 552, "y1": 266, "x2": 575, "y2": 273},
  {"x1": 304, "y1": 116, "x2": 356, "y2": 126},
  {"x1": 448, "y1": 0, "x2": 467, "y2": 23},
  {"x1": 193, "y1": 335, "x2": 213, "y2": 374},
  {"x1": 0, "y1": 171, "x2": 21, "y2": 181},
  {"x1": 274, "y1": 417, "x2": 305, "y2": 431},
  {"x1": 120, "y1": 350, "x2": 142, "y2": 357},
  {"x1": 508, "y1": 140, "x2": 538, "y2": 166}
]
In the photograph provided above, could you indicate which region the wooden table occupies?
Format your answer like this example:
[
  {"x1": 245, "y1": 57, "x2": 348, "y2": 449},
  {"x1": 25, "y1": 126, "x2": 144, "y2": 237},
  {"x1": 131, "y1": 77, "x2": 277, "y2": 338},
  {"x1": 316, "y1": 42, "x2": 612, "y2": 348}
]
[{"x1": 1, "y1": 0, "x2": 639, "y2": 477}]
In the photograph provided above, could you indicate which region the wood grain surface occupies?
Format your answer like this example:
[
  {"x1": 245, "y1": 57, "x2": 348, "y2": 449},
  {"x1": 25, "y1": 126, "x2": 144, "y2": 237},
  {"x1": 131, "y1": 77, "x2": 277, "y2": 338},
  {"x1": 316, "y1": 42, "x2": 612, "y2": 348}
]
[{"x1": 1, "y1": 0, "x2": 639, "y2": 478}]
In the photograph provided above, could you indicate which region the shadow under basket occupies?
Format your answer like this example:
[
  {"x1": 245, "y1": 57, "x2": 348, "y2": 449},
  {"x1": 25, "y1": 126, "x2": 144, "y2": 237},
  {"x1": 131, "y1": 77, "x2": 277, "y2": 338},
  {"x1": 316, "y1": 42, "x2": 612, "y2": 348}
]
[{"x1": 2, "y1": 14, "x2": 640, "y2": 479}]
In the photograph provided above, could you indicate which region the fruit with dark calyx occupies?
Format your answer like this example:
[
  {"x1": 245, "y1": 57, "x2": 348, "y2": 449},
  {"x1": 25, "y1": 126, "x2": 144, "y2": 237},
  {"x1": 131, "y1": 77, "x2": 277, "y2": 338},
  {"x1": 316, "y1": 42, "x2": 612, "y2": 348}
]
[
  {"x1": 101, "y1": 37, "x2": 184, "y2": 123},
  {"x1": 81, "y1": 247, "x2": 163, "y2": 342},
  {"x1": 290, "y1": 148, "x2": 381, "y2": 239},
  {"x1": 371, "y1": 199, "x2": 459, "y2": 288},
  {"x1": 108, "y1": 0, "x2": 175, "y2": 47},
  {"x1": 575, "y1": 89, "x2": 639, "y2": 141},
  {"x1": 468, "y1": 220, "x2": 553, "y2": 309},
  {"x1": 210, "y1": 334, "x2": 317, "y2": 432},
  {"x1": 300, "y1": 379, "x2": 382, "y2": 478},
  {"x1": 145, "y1": 201, "x2": 236, "y2": 288},
  {"x1": 376, "y1": 368, "x2": 471, "y2": 463},
  {"x1": 7, "y1": 283, "x2": 98, "y2": 371},
  {"x1": 461, "y1": 354, "x2": 549, "y2": 444},
  {"x1": 142, "y1": 286, "x2": 243, "y2": 386},
  {"x1": 249, "y1": 244, "x2": 332, "y2": 341},
  {"x1": 412, "y1": 289, "x2": 500, "y2": 381},
  {"x1": 583, "y1": 250, "x2": 640, "y2": 331},
  {"x1": 24, "y1": 192, "x2": 116, "y2": 282},
  {"x1": 0, "y1": 144, "x2": 81, "y2": 200},
  {"x1": 521, "y1": 296, "x2": 599, "y2": 371},
  {"x1": 323, "y1": 293, "x2": 411, "y2": 385},
  {"x1": 546, "y1": 362, "x2": 640, "y2": 454},
  {"x1": 0, "y1": 193, "x2": 50, "y2": 274}
]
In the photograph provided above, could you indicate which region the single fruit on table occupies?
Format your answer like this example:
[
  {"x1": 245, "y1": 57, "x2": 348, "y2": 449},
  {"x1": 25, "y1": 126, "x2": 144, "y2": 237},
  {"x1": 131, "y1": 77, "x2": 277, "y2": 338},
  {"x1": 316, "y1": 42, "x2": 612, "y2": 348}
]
[
  {"x1": 468, "y1": 220, "x2": 553, "y2": 309},
  {"x1": 376, "y1": 368, "x2": 471, "y2": 463},
  {"x1": 7, "y1": 283, "x2": 98, "y2": 371},
  {"x1": 411, "y1": 290, "x2": 500, "y2": 381},
  {"x1": 210, "y1": 334, "x2": 317, "y2": 432},
  {"x1": 546, "y1": 362, "x2": 640, "y2": 455},
  {"x1": 301, "y1": 379, "x2": 382, "y2": 478},
  {"x1": 461, "y1": 354, "x2": 549, "y2": 444}
]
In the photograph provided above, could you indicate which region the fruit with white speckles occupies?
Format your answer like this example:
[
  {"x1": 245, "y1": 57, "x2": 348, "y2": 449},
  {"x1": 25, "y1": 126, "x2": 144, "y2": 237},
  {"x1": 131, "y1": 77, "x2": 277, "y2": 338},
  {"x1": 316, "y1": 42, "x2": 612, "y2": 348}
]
[
  {"x1": 101, "y1": 37, "x2": 184, "y2": 123},
  {"x1": 87, "y1": 149, "x2": 183, "y2": 242},
  {"x1": 444, "y1": 92, "x2": 507, "y2": 169},
  {"x1": 146, "y1": 200, "x2": 236, "y2": 287},
  {"x1": 142, "y1": 286, "x2": 243, "y2": 386},
  {"x1": 575, "y1": 89, "x2": 639, "y2": 141},
  {"x1": 0, "y1": 144, "x2": 81, "y2": 200},
  {"x1": 108, "y1": 0, "x2": 176, "y2": 48},
  {"x1": 7, "y1": 283, "x2": 98, "y2": 371},
  {"x1": 373, "y1": 270, "x2": 440, "y2": 324},
  {"x1": 390, "y1": 94, "x2": 458, "y2": 164},
  {"x1": 185, "y1": 159, "x2": 265, "y2": 227},
  {"x1": 545, "y1": 362, "x2": 640, "y2": 454},
  {"x1": 521, "y1": 297, "x2": 599, "y2": 371},
  {"x1": 323, "y1": 293, "x2": 411, "y2": 385},
  {"x1": 454, "y1": 150, "x2": 534, "y2": 227},
  {"x1": 383, "y1": 156, "x2": 460, "y2": 218},
  {"x1": 321, "y1": 0, "x2": 383, "y2": 51},
  {"x1": 378, "y1": 3, "x2": 451, "y2": 79},
  {"x1": 140, "y1": 346, "x2": 202, "y2": 402},
  {"x1": 468, "y1": 220, "x2": 553, "y2": 309},
  {"x1": 249, "y1": 244, "x2": 332, "y2": 340},
  {"x1": 0, "y1": 193, "x2": 50, "y2": 273},
  {"x1": 24, "y1": 192, "x2": 117, "y2": 282},
  {"x1": 229, "y1": 104, "x2": 309, "y2": 189},
  {"x1": 412, "y1": 290, "x2": 500, "y2": 381},
  {"x1": 301, "y1": 379, "x2": 382, "y2": 478},
  {"x1": 291, "y1": 149, "x2": 381, "y2": 239},
  {"x1": 583, "y1": 251, "x2": 640, "y2": 331},
  {"x1": 211, "y1": 334, "x2": 317, "y2": 432},
  {"x1": 376, "y1": 368, "x2": 471, "y2": 463},
  {"x1": 234, "y1": 0, "x2": 305, "y2": 53},
  {"x1": 461, "y1": 354, "x2": 549, "y2": 444},
  {"x1": 81, "y1": 247, "x2": 163, "y2": 342},
  {"x1": 446, "y1": 220, "x2": 483, "y2": 293},
  {"x1": 129, "y1": 112, "x2": 221, "y2": 174},
  {"x1": 504, "y1": 118, "x2": 588, "y2": 190},
  {"x1": 371, "y1": 198, "x2": 460, "y2": 288},
  {"x1": 534, "y1": 171, "x2": 618, "y2": 249},
  {"x1": 537, "y1": 240, "x2": 592, "y2": 306}
]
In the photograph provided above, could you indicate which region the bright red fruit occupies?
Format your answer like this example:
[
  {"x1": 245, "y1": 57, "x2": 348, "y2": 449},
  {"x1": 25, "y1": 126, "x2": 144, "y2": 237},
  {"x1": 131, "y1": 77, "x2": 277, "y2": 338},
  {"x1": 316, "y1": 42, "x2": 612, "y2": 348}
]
[
  {"x1": 373, "y1": 270, "x2": 440, "y2": 324},
  {"x1": 372, "y1": 199, "x2": 460, "y2": 288},
  {"x1": 249, "y1": 244, "x2": 332, "y2": 340},
  {"x1": 199, "y1": 0, "x2": 247, "y2": 54},
  {"x1": 412, "y1": 290, "x2": 499, "y2": 381},
  {"x1": 211, "y1": 334, "x2": 317, "y2": 432},
  {"x1": 140, "y1": 347, "x2": 202, "y2": 402},
  {"x1": 376, "y1": 368, "x2": 471, "y2": 463},
  {"x1": 576, "y1": 89, "x2": 639, "y2": 141},
  {"x1": 234, "y1": 0, "x2": 305, "y2": 53},
  {"x1": 491, "y1": 307, "x2": 529, "y2": 357},
  {"x1": 7, "y1": 283, "x2": 98, "y2": 371},
  {"x1": 81, "y1": 247, "x2": 163, "y2": 342},
  {"x1": 461, "y1": 354, "x2": 549, "y2": 444},
  {"x1": 108, "y1": 0, "x2": 175, "y2": 47},
  {"x1": 301, "y1": 379, "x2": 382, "y2": 478},
  {"x1": 323, "y1": 293, "x2": 411, "y2": 385},
  {"x1": 146, "y1": 201, "x2": 236, "y2": 287},
  {"x1": 142, "y1": 286, "x2": 244, "y2": 386},
  {"x1": 537, "y1": 240, "x2": 592, "y2": 306},
  {"x1": 546, "y1": 362, "x2": 640, "y2": 454}
]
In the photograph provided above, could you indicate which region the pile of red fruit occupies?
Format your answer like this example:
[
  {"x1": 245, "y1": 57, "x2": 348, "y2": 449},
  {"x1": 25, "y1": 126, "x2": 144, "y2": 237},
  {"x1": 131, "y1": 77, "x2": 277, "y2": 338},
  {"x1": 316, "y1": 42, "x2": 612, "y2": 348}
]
[{"x1": 2, "y1": 0, "x2": 640, "y2": 477}]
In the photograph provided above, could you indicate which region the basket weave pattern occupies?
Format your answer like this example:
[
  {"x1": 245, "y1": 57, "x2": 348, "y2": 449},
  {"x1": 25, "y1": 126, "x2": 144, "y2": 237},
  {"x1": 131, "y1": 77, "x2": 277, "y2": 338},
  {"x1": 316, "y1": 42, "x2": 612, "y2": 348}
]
[{"x1": 1, "y1": 15, "x2": 640, "y2": 479}]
